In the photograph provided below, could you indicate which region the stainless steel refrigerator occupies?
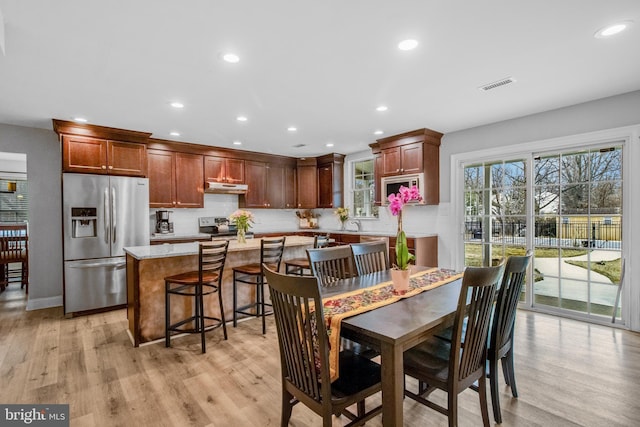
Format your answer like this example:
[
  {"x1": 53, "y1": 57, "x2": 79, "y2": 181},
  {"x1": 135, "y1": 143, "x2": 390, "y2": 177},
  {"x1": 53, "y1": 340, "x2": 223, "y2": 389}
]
[{"x1": 63, "y1": 173, "x2": 149, "y2": 315}]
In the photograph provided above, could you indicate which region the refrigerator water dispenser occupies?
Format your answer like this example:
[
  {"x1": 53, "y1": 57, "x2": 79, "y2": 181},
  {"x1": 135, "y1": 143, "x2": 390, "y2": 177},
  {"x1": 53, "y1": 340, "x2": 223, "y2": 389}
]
[{"x1": 71, "y1": 207, "x2": 97, "y2": 238}]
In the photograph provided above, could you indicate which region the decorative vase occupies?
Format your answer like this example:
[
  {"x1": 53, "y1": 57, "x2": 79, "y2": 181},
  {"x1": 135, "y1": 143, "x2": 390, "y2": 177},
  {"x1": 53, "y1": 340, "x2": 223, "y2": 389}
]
[
  {"x1": 237, "y1": 228, "x2": 246, "y2": 243},
  {"x1": 391, "y1": 268, "x2": 410, "y2": 294},
  {"x1": 340, "y1": 220, "x2": 346, "y2": 231}
]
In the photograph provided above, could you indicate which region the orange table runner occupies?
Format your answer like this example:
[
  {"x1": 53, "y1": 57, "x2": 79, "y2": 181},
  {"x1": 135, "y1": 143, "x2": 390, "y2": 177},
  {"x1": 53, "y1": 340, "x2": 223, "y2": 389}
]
[{"x1": 320, "y1": 268, "x2": 463, "y2": 381}]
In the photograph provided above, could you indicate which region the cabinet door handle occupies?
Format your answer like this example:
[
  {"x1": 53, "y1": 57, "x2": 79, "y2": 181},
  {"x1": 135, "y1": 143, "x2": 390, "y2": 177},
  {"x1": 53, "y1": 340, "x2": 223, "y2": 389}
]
[
  {"x1": 102, "y1": 165, "x2": 107, "y2": 169},
  {"x1": 108, "y1": 165, "x2": 113, "y2": 170}
]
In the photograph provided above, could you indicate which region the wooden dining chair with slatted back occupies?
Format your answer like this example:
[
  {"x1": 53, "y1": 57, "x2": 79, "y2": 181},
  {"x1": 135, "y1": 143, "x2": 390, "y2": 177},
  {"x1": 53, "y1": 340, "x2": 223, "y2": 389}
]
[
  {"x1": 284, "y1": 234, "x2": 330, "y2": 276},
  {"x1": 0, "y1": 223, "x2": 29, "y2": 293},
  {"x1": 164, "y1": 240, "x2": 229, "y2": 353},
  {"x1": 306, "y1": 245, "x2": 357, "y2": 287},
  {"x1": 262, "y1": 264, "x2": 382, "y2": 427},
  {"x1": 350, "y1": 240, "x2": 389, "y2": 275},
  {"x1": 403, "y1": 262, "x2": 504, "y2": 427},
  {"x1": 232, "y1": 236, "x2": 286, "y2": 334},
  {"x1": 434, "y1": 251, "x2": 533, "y2": 423}
]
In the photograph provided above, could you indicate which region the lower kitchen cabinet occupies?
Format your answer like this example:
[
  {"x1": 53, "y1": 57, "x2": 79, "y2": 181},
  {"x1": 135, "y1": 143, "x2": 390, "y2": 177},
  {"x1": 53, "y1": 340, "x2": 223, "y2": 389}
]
[{"x1": 389, "y1": 235, "x2": 438, "y2": 268}]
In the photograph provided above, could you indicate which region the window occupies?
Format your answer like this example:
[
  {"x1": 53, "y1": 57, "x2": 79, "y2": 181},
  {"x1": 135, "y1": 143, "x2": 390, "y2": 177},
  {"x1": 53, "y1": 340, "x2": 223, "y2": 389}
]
[
  {"x1": 0, "y1": 179, "x2": 28, "y2": 222},
  {"x1": 351, "y1": 159, "x2": 377, "y2": 218}
]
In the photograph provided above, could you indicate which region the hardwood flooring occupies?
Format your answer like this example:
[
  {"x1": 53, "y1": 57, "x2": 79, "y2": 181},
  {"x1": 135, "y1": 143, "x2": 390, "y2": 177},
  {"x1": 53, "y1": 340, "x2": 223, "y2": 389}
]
[{"x1": 1, "y1": 284, "x2": 639, "y2": 426}]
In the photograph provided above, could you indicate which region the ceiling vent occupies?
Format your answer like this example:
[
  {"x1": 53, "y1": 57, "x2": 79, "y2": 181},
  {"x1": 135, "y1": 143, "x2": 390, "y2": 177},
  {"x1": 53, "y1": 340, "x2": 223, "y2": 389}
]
[
  {"x1": 479, "y1": 77, "x2": 516, "y2": 91},
  {"x1": 292, "y1": 144, "x2": 307, "y2": 148}
]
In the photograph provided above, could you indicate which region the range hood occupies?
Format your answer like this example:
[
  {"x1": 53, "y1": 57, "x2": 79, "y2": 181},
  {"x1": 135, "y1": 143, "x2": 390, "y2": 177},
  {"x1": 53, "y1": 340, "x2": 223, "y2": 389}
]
[{"x1": 205, "y1": 182, "x2": 248, "y2": 194}]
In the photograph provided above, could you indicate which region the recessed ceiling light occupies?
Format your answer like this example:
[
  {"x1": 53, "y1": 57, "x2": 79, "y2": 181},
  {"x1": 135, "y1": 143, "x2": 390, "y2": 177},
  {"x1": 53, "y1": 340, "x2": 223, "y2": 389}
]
[
  {"x1": 236, "y1": 116, "x2": 248, "y2": 122},
  {"x1": 376, "y1": 105, "x2": 388, "y2": 112},
  {"x1": 73, "y1": 117, "x2": 88, "y2": 123},
  {"x1": 222, "y1": 53, "x2": 240, "y2": 63},
  {"x1": 287, "y1": 126, "x2": 297, "y2": 132},
  {"x1": 233, "y1": 141, "x2": 242, "y2": 146},
  {"x1": 170, "y1": 131, "x2": 180, "y2": 137},
  {"x1": 398, "y1": 39, "x2": 418, "y2": 51},
  {"x1": 595, "y1": 21, "x2": 633, "y2": 38},
  {"x1": 374, "y1": 130, "x2": 384, "y2": 135},
  {"x1": 170, "y1": 102, "x2": 184, "y2": 109},
  {"x1": 326, "y1": 143, "x2": 334, "y2": 148}
]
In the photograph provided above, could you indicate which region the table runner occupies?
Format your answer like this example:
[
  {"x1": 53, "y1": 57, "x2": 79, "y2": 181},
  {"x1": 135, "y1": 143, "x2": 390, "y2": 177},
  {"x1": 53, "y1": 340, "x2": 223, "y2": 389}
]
[{"x1": 319, "y1": 267, "x2": 464, "y2": 381}]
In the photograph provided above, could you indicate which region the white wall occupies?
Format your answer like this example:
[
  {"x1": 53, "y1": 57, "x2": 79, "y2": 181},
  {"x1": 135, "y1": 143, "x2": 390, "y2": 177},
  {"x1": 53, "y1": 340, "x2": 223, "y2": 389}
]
[{"x1": 0, "y1": 123, "x2": 63, "y2": 310}]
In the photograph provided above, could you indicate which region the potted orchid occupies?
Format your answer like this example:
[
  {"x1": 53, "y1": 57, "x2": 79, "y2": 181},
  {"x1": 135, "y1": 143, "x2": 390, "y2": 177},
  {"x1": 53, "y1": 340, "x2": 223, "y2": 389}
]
[
  {"x1": 229, "y1": 209, "x2": 254, "y2": 243},
  {"x1": 388, "y1": 185, "x2": 423, "y2": 291}
]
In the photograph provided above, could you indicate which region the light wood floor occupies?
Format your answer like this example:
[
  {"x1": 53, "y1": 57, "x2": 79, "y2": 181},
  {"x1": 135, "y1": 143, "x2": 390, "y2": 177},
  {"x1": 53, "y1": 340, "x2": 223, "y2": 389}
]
[{"x1": 1, "y1": 284, "x2": 639, "y2": 427}]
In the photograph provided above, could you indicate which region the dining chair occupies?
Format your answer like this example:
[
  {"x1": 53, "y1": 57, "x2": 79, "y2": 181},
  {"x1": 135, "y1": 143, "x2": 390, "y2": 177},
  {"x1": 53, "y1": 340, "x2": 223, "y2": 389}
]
[
  {"x1": 435, "y1": 252, "x2": 533, "y2": 423},
  {"x1": 403, "y1": 262, "x2": 504, "y2": 427},
  {"x1": 164, "y1": 240, "x2": 229, "y2": 353},
  {"x1": 350, "y1": 240, "x2": 389, "y2": 275},
  {"x1": 307, "y1": 245, "x2": 357, "y2": 287},
  {"x1": 232, "y1": 236, "x2": 286, "y2": 334},
  {"x1": 284, "y1": 234, "x2": 330, "y2": 276},
  {"x1": 262, "y1": 264, "x2": 382, "y2": 427},
  {"x1": 0, "y1": 223, "x2": 29, "y2": 293}
]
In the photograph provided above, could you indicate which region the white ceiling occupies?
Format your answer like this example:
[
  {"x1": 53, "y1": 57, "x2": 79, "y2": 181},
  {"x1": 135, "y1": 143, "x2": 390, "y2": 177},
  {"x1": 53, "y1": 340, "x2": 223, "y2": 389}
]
[{"x1": 0, "y1": 1, "x2": 639, "y2": 158}]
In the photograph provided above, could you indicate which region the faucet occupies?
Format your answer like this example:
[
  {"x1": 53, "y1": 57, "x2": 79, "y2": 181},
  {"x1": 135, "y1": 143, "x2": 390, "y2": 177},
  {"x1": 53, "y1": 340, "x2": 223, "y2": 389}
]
[{"x1": 348, "y1": 219, "x2": 361, "y2": 232}]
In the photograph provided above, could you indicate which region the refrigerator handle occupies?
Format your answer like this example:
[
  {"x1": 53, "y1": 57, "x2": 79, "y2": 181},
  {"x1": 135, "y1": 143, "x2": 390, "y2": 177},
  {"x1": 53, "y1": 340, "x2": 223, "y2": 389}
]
[
  {"x1": 104, "y1": 187, "x2": 110, "y2": 244},
  {"x1": 112, "y1": 186, "x2": 117, "y2": 244}
]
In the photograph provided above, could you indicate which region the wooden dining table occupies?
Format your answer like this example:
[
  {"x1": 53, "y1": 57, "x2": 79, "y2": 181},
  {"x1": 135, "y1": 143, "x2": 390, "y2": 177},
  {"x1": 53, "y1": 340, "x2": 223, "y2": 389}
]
[{"x1": 322, "y1": 267, "x2": 463, "y2": 427}]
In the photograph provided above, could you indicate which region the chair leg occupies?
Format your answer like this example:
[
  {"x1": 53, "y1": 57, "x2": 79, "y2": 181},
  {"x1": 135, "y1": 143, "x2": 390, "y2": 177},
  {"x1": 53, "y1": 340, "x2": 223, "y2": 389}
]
[
  {"x1": 165, "y1": 281, "x2": 171, "y2": 348},
  {"x1": 259, "y1": 278, "x2": 266, "y2": 334},
  {"x1": 281, "y1": 390, "x2": 294, "y2": 427},
  {"x1": 198, "y1": 285, "x2": 206, "y2": 353},
  {"x1": 505, "y1": 350, "x2": 518, "y2": 398},
  {"x1": 233, "y1": 271, "x2": 238, "y2": 327},
  {"x1": 448, "y1": 391, "x2": 458, "y2": 427},
  {"x1": 478, "y1": 373, "x2": 491, "y2": 427},
  {"x1": 218, "y1": 284, "x2": 228, "y2": 340},
  {"x1": 489, "y1": 358, "x2": 502, "y2": 424}
]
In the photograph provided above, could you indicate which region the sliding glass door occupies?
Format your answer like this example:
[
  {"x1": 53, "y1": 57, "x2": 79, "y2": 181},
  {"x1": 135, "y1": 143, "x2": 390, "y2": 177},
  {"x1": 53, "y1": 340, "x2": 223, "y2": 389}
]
[{"x1": 463, "y1": 143, "x2": 624, "y2": 323}]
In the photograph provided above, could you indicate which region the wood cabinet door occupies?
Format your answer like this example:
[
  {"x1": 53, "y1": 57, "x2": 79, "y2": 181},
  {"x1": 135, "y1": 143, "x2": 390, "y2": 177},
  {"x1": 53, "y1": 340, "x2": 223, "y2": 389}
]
[
  {"x1": 204, "y1": 156, "x2": 225, "y2": 182},
  {"x1": 284, "y1": 166, "x2": 296, "y2": 209},
  {"x1": 174, "y1": 153, "x2": 203, "y2": 208},
  {"x1": 382, "y1": 147, "x2": 401, "y2": 176},
  {"x1": 108, "y1": 141, "x2": 147, "y2": 176},
  {"x1": 373, "y1": 152, "x2": 383, "y2": 204},
  {"x1": 241, "y1": 161, "x2": 267, "y2": 208},
  {"x1": 296, "y1": 165, "x2": 317, "y2": 208},
  {"x1": 317, "y1": 163, "x2": 334, "y2": 208},
  {"x1": 148, "y1": 149, "x2": 175, "y2": 208},
  {"x1": 62, "y1": 135, "x2": 108, "y2": 174},
  {"x1": 266, "y1": 163, "x2": 285, "y2": 208},
  {"x1": 400, "y1": 142, "x2": 423, "y2": 174},
  {"x1": 225, "y1": 158, "x2": 245, "y2": 183}
]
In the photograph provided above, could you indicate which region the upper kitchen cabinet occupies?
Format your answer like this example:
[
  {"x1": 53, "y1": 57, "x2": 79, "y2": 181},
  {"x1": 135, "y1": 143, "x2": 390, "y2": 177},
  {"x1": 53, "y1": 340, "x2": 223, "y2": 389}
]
[
  {"x1": 370, "y1": 128, "x2": 442, "y2": 205},
  {"x1": 53, "y1": 119, "x2": 150, "y2": 177},
  {"x1": 148, "y1": 149, "x2": 203, "y2": 208},
  {"x1": 296, "y1": 158, "x2": 318, "y2": 209},
  {"x1": 240, "y1": 160, "x2": 296, "y2": 208},
  {"x1": 204, "y1": 156, "x2": 245, "y2": 184},
  {"x1": 317, "y1": 153, "x2": 344, "y2": 209}
]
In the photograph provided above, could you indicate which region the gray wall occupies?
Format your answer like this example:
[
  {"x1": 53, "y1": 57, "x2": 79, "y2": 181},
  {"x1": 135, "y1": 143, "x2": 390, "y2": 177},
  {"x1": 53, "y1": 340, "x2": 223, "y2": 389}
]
[
  {"x1": 440, "y1": 90, "x2": 640, "y2": 203},
  {"x1": 0, "y1": 123, "x2": 62, "y2": 309}
]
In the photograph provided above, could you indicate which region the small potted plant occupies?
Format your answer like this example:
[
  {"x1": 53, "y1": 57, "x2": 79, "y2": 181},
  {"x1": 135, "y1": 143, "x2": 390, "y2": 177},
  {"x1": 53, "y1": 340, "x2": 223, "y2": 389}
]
[
  {"x1": 388, "y1": 185, "x2": 423, "y2": 292},
  {"x1": 228, "y1": 209, "x2": 254, "y2": 243}
]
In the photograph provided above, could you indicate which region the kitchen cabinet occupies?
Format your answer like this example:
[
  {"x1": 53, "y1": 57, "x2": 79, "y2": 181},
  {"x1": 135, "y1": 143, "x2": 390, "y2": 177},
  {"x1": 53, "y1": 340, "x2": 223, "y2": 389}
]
[
  {"x1": 62, "y1": 135, "x2": 147, "y2": 176},
  {"x1": 204, "y1": 156, "x2": 245, "y2": 183},
  {"x1": 370, "y1": 128, "x2": 443, "y2": 205},
  {"x1": 241, "y1": 161, "x2": 296, "y2": 209},
  {"x1": 296, "y1": 158, "x2": 318, "y2": 209},
  {"x1": 148, "y1": 149, "x2": 203, "y2": 208},
  {"x1": 317, "y1": 153, "x2": 345, "y2": 209}
]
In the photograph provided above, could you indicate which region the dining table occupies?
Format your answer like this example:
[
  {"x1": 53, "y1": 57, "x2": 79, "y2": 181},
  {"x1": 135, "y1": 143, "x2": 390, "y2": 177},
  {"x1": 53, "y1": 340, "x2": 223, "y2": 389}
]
[{"x1": 321, "y1": 266, "x2": 464, "y2": 427}]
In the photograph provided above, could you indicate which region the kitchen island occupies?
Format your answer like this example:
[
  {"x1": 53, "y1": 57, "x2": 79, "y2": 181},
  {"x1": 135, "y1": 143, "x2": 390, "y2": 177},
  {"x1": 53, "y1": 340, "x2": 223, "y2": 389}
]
[{"x1": 124, "y1": 236, "x2": 314, "y2": 346}]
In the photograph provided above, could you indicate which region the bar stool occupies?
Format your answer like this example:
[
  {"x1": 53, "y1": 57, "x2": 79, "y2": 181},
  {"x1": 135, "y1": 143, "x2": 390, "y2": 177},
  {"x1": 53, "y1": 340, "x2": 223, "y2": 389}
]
[
  {"x1": 165, "y1": 240, "x2": 229, "y2": 353},
  {"x1": 232, "y1": 236, "x2": 286, "y2": 334},
  {"x1": 284, "y1": 234, "x2": 329, "y2": 276}
]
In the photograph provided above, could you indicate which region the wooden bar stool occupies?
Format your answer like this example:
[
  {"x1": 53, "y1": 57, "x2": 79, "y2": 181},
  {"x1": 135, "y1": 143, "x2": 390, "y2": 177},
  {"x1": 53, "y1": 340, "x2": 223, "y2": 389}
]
[
  {"x1": 165, "y1": 240, "x2": 229, "y2": 353},
  {"x1": 232, "y1": 236, "x2": 286, "y2": 334},
  {"x1": 284, "y1": 234, "x2": 329, "y2": 276}
]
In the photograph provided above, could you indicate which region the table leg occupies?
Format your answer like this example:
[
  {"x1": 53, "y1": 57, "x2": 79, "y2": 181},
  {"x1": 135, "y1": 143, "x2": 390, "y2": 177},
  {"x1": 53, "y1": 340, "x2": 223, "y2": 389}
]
[{"x1": 380, "y1": 341, "x2": 403, "y2": 426}]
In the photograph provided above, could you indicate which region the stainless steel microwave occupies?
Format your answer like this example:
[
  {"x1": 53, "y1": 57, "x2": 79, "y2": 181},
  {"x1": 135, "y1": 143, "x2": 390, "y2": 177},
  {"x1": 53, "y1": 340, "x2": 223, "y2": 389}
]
[{"x1": 381, "y1": 173, "x2": 425, "y2": 204}]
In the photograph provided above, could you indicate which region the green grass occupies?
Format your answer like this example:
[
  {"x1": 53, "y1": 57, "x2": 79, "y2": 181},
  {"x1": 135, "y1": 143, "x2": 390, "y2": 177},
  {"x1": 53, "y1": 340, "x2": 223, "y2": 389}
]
[
  {"x1": 464, "y1": 243, "x2": 588, "y2": 266},
  {"x1": 564, "y1": 258, "x2": 622, "y2": 283}
]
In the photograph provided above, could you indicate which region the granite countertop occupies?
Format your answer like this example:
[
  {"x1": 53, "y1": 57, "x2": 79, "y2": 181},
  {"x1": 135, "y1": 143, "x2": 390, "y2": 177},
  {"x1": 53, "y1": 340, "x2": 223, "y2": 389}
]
[
  {"x1": 149, "y1": 233, "x2": 211, "y2": 241},
  {"x1": 321, "y1": 229, "x2": 438, "y2": 238},
  {"x1": 124, "y1": 235, "x2": 315, "y2": 260}
]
